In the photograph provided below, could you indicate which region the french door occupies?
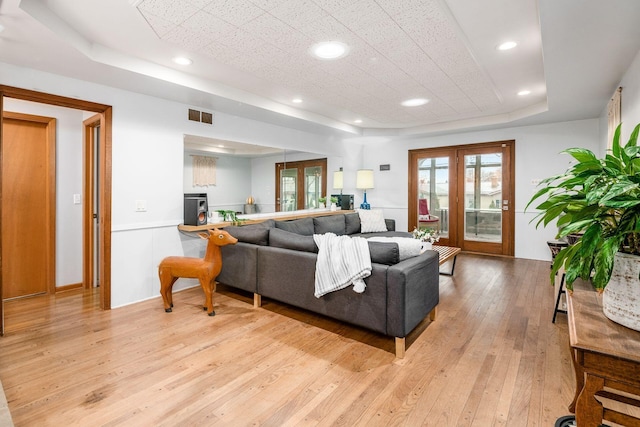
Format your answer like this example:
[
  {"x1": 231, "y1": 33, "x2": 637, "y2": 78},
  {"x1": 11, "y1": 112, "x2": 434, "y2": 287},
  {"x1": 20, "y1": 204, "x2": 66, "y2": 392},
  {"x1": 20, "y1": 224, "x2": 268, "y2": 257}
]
[
  {"x1": 275, "y1": 158, "x2": 327, "y2": 212},
  {"x1": 408, "y1": 141, "x2": 514, "y2": 256}
]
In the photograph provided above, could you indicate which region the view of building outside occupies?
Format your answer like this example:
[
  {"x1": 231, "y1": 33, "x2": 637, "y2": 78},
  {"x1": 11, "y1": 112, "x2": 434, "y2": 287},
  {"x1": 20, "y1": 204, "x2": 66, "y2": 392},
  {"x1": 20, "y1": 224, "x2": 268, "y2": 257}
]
[
  {"x1": 418, "y1": 153, "x2": 503, "y2": 242},
  {"x1": 305, "y1": 166, "x2": 322, "y2": 209},
  {"x1": 280, "y1": 168, "x2": 297, "y2": 211}
]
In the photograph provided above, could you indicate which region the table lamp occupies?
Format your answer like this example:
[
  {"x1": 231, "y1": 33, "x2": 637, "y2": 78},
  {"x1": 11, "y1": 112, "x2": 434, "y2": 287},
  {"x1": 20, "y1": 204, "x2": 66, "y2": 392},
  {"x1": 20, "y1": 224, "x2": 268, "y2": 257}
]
[
  {"x1": 356, "y1": 169, "x2": 374, "y2": 209},
  {"x1": 333, "y1": 170, "x2": 343, "y2": 195}
]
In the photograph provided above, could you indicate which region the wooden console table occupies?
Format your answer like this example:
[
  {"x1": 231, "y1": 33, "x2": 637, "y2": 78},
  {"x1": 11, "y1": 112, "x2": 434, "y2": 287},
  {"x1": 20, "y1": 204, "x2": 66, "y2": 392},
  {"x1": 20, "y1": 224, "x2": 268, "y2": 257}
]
[
  {"x1": 178, "y1": 209, "x2": 354, "y2": 232},
  {"x1": 567, "y1": 281, "x2": 640, "y2": 427}
]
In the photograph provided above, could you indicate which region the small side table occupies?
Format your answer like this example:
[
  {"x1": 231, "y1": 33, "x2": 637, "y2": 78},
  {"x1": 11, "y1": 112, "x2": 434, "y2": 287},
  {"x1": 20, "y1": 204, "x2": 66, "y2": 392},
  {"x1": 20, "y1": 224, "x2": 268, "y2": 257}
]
[
  {"x1": 547, "y1": 240, "x2": 569, "y2": 323},
  {"x1": 567, "y1": 280, "x2": 640, "y2": 426}
]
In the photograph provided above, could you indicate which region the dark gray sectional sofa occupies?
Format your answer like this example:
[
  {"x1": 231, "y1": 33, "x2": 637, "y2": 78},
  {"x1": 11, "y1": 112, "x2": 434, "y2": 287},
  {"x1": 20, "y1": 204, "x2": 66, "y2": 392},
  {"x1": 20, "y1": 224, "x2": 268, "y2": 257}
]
[{"x1": 216, "y1": 212, "x2": 439, "y2": 358}]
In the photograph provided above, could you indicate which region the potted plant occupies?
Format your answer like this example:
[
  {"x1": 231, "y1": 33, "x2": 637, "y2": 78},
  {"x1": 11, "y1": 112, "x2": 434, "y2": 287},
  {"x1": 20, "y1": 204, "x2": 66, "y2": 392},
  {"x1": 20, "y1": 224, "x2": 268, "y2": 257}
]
[
  {"x1": 411, "y1": 227, "x2": 440, "y2": 250},
  {"x1": 318, "y1": 196, "x2": 326, "y2": 208},
  {"x1": 329, "y1": 196, "x2": 338, "y2": 211},
  {"x1": 527, "y1": 123, "x2": 640, "y2": 331}
]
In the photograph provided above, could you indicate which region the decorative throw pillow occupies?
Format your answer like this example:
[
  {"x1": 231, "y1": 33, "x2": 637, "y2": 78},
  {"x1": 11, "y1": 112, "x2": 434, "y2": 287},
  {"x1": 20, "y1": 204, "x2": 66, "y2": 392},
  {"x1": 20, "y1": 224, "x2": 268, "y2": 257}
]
[{"x1": 358, "y1": 209, "x2": 388, "y2": 233}]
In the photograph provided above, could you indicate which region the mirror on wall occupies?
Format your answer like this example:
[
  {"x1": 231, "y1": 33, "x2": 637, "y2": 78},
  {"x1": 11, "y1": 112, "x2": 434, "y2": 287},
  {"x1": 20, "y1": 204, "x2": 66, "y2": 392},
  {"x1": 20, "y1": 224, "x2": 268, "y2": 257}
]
[{"x1": 183, "y1": 134, "x2": 332, "y2": 215}]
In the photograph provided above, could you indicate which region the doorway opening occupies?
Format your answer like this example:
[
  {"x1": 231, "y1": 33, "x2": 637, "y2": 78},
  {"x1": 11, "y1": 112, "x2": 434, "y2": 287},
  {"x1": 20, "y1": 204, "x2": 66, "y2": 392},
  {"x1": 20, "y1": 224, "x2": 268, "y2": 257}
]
[
  {"x1": 0, "y1": 86, "x2": 113, "y2": 336},
  {"x1": 408, "y1": 140, "x2": 515, "y2": 256}
]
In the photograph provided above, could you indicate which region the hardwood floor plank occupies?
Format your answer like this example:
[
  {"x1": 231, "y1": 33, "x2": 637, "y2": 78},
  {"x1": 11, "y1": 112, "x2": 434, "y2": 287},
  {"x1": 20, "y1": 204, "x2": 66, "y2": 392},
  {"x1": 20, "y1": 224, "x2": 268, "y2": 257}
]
[{"x1": 0, "y1": 255, "x2": 593, "y2": 426}]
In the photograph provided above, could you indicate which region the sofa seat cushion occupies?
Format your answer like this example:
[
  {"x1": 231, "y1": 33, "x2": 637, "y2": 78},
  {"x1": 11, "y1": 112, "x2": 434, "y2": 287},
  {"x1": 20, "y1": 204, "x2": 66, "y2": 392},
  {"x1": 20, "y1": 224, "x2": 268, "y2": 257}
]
[
  {"x1": 275, "y1": 217, "x2": 314, "y2": 235},
  {"x1": 313, "y1": 215, "x2": 346, "y2": 235},
  {"x1": 269, "y1": 228, "x2": 318, "y2": 253}
]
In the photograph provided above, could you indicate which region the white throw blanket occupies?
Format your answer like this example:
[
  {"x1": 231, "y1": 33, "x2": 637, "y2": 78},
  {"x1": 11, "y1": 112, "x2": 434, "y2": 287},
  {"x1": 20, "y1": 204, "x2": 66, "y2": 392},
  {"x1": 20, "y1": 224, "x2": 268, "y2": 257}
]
[
  {"x1": 313, "y1": 233, "x2": 372, "y2": 298},
  {"x1": 367, "y1": 236, "x2": 424, "y2": 260}
]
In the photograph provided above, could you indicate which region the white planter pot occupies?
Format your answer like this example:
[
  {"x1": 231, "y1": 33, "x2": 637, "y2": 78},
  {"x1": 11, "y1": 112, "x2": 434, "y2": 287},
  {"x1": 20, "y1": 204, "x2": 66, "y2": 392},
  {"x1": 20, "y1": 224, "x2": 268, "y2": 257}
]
[
  {"x1": 421, "y1": 242, "x2": 433, "y2": 251},
  {"x1": 602, "y1": 252, "x2": 640, "y2": 332}
]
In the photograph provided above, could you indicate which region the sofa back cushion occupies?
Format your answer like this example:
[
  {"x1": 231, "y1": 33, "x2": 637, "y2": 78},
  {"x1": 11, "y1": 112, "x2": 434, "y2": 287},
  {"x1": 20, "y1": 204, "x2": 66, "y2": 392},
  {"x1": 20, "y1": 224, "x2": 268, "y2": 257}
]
[
  {"x1": 313, "y1": 215, "x2": 346, "y2": 235},
  {"x1": 368, "y1": 241, "x2": 400, "y2": 265},
  {"x1": 274, "y1": 217, "x2": 314, "y2": 235},
  {"x1": 345, "y1": 213, "x2": 361, "y2": 234},
  {"x1": 223, "y1": 220, "x2": 275, "y2": 245},
  {"x1": 269, "y1": 228, "x2": 318, "y2": 253}
]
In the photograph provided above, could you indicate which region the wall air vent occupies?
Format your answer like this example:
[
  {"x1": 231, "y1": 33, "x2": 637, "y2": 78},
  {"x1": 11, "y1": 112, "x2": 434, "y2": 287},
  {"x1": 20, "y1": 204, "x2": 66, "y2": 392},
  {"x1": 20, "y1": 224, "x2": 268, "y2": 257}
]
[
  {"x1": 188, "y1": 109, "x2": 200, "y2": 122},
  {"x1": 188, "y1": 109, "x2": 214, "y2": 125}
]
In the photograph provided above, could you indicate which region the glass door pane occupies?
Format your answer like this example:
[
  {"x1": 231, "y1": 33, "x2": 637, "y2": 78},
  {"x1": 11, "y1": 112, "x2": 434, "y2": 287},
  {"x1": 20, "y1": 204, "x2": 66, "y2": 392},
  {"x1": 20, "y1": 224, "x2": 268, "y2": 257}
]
[
  {"x1": 417, "y1": 157, "x2": 449, "y2": 238},
  {"x1": 280, "y1": 168, "x2": 297, "y2": 211},
  {"x1": 305, "y1": 166, "x2": 322, "y2": 208},
  {"x1": 463, "y1": 153, "x2": 502, "y2": 242}
]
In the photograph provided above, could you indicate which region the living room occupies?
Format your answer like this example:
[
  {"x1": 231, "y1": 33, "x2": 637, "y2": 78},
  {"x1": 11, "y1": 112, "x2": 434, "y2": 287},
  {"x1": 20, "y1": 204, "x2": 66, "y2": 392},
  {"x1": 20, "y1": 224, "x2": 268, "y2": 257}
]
[{"x1": 1, "y1": 0, "x2": 640, "y2": 425}]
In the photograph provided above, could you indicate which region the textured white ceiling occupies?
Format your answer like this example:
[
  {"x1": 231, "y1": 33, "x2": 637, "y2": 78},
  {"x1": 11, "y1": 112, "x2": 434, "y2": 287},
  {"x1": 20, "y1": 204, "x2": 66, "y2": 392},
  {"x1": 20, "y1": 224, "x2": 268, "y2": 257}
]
[
  {"x1": 2, "y1": 0, "x2": 640, "y2": 136},
  {"x1": 136, "y1": 0, "x2": 503, "y2": 127}
]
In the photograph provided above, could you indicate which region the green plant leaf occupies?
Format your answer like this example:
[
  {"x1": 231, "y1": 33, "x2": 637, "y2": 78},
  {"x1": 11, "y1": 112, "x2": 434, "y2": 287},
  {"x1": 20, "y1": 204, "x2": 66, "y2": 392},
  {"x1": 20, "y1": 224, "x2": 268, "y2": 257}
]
[
  {"x1": 627, "y1": 123, "x2": 640, "y2": 148},
  {"x1": 600, "y1": 182, "x2": 639, "y2": 204},
  {"x1": 564, "y1": 148, "x2": 598, "y2": 163},
  {"x1": 612, "y1": 124, "x2": 622, "y2": 158}
]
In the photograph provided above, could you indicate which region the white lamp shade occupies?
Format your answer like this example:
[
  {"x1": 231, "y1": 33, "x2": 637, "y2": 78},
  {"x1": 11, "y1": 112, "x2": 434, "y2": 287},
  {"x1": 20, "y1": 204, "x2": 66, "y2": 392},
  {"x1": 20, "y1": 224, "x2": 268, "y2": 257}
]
[
  {"x1": 333, "y1": 171, "x2": 343, "y2": 189},
  {"x1": 356, "y1": 169, "x2": 374, "y2": 189}
]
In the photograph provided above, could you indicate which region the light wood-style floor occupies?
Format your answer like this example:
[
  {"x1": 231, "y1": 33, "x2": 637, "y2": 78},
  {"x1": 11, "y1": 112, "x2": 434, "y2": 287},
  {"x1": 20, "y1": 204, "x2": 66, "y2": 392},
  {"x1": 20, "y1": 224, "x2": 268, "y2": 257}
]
[{"x1": 0, "y1": 254, "x2": 577, "y2": 426}]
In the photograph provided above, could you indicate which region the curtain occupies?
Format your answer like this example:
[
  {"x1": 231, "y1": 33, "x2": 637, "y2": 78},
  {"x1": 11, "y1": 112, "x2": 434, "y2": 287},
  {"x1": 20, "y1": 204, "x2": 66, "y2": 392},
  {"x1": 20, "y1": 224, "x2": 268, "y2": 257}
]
[
  {"x1": 192, "y1": 155, "x2": 217, "y2": 186},
  {"x1": 607, "y1": 87, "x2": 622, "y2": 149}
]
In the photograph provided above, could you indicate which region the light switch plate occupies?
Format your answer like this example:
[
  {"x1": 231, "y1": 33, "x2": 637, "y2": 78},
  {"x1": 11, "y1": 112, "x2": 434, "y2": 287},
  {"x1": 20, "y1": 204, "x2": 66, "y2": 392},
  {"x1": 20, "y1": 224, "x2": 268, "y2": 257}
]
[
  {"x1": 73, "y1": 194, "x2": 81, "y2": 205},
  {"x1": 135, "y1": 200, "x2": 147, "y2": 212}
]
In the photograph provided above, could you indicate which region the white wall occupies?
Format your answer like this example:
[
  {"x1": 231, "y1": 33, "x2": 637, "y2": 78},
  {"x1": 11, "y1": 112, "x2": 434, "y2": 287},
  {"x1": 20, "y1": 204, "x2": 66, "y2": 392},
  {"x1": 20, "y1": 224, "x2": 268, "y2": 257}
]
[
  {"x1": 620, "y1": 48, "x2": 640, "y2": 142},
  {"x1": 0, "y1": 61, "x2": 352, "y2": 308},
  {"x1": 4, "y1": 98, "x2": 84, "y2": 288},
  {"x1": 358, "y1": 119, "x2": 600, "y2": 261},
  {"x1": 0, "y1": 60, "x2": 610, "y2": 307},
  {"x1": 183, "y1": 151, "x2": 252, "y2": 214},
  {"x1": 597, "y1": 48, "x2": 640, "y2": 153}
]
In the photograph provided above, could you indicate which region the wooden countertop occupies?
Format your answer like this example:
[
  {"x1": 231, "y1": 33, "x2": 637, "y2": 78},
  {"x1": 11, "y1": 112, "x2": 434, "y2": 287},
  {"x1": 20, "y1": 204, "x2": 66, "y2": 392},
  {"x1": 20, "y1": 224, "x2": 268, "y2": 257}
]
[
  {"x1": 178, "y1": 209, "x2": 355, "y2": 232},
  {"x1": 567, "y1": 279, "x2": 640, "y2": 363}
]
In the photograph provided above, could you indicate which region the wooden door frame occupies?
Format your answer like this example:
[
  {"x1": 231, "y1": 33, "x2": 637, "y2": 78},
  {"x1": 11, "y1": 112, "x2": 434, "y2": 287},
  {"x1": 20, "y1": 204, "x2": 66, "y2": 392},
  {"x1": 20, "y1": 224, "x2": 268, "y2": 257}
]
[
  {"x1": 408, "y1": 140, "x2": 515, "y2": 256},
  {"x1": 83, "y1": 115, "x2": 100, "y2": 290},
  {"x1": 2, "y1": 111, "x2": 56, "y2": 296},
  {"x1": 408, "y1": 147, "x2": 458, "y2": 247},
  {"x1": 0, "y1": 85, "x2": 113, "y2": 336}
]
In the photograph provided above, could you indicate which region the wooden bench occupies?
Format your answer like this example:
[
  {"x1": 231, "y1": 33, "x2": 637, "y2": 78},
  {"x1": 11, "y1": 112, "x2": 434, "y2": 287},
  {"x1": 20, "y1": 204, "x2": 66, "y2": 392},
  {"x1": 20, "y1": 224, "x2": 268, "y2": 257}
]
[{"x1": 432, "y1": 245, "x2": 461, "y2": 276}]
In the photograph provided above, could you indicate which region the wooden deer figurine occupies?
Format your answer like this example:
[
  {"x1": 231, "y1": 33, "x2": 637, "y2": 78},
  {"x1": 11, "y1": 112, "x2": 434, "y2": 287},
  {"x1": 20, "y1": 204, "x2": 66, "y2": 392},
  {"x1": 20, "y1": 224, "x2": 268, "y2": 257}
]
[{"x1": 159, "y1": 229, "x2": 237, "y2": 316}]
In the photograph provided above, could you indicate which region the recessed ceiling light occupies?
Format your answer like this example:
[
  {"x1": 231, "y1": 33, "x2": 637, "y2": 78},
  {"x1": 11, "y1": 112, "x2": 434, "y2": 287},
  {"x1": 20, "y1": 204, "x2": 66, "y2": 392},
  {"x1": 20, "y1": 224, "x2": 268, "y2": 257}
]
[
  {"x1": 401, "y1": 98, "x2": 429, "y2": 107},
  {"x1": 310, "y1": 41, "x2": 349, "y2": 60},
  {"x1": 0, "y1": 24, "x2": 5, "y2": 33},
  {"x1": 292, "y1": 98, "x2": 303, "y2": 103},
  {"x1": 172, "y1": 56, "x2": 192, "y2": 65},
  {"x1": 518, "y1": 90, "x2": 531, "y2": 96},
  {"x1": 497, "y1": 41, "x2": 518, "y2": 51},
  {"x1": 218, "y1": 144, "x2": 225, "y2": 148},
  {"x1": 354, "y1": 119, "x2": 363, "y2": 124}
]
